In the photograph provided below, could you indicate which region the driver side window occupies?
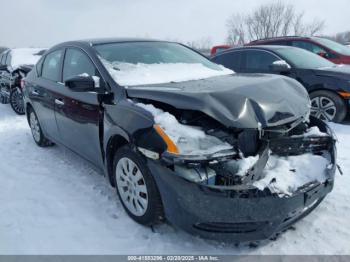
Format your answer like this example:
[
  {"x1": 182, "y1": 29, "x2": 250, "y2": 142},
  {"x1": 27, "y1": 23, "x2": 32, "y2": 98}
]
[
  {"x1": 291, "y1": 41, "x2": 326, "y2": 54},
  {"x1": 63, "y1": 48, "x2": 97, "y2": 81},
  {"x1": 244, "y1": 50, "x2": 279, "y2": 72}
]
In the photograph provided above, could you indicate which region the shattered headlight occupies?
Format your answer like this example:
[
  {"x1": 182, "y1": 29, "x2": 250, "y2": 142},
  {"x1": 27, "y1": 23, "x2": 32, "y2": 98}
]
[{"x1": 153, "y1": 124, "x2": 236, "y2": 160}]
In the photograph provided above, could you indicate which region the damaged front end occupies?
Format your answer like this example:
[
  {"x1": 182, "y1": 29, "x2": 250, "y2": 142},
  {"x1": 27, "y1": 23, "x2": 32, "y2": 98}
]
[{"x1": 132, "y1": 100, "x2": 336, "y2": 241}]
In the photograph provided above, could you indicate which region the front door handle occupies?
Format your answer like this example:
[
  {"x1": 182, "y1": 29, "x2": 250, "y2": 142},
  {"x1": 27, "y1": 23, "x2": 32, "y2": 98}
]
[{"x1": 54, "y1": 98, "x2": 65, "y2": 106}]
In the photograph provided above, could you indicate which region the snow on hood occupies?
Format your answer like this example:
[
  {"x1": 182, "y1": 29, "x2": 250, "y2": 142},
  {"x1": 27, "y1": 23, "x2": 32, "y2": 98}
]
[
  {"x1": 10, "y1": 48, "x2": 44, "y2": 69},
  {"x1": 101, "y1": 60, "x2": 234, "y2": 86},
  {"x1": 135, "y1": 102, "x2": 233, "y2": 156}
]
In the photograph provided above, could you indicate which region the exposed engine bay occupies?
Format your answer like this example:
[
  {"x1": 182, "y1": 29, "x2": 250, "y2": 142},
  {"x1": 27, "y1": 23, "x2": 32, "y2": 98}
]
[{"x1": 131, "y1": 98, "x2": 335, "y2": 197}]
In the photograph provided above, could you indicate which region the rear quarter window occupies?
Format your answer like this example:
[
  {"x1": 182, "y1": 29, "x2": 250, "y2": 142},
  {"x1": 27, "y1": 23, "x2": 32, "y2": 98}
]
[
  {"x1": 41, "y1": 50, "x2": 63, "y2": 82},
  {"x1": 35, "y1": 57, "x2": 44, "y2": 77}
]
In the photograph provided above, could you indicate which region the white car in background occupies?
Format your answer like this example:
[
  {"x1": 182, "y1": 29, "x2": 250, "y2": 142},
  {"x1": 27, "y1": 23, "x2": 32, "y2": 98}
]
[{"x1": 0, "y1": 48, "x2": 46, "y2": 114}]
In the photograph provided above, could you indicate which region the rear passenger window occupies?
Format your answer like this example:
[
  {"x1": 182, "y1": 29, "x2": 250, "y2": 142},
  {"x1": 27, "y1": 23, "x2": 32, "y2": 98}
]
[
  {"x1": 36, "y1": 57, "x2": 44, "y2": 77},
  {"x1": 42, "y1": 50, "x2": 63, "y2": 82},
  {"x1": 212, "y1": 52, "x2": 241, "y2": 72},
  {"x1": 5, "y1": 52, "x2": 12, "y2": 66},
  {"x1": 63, "y1": 48, "x2": 96, "y2": 81},
  {"x1": 1, "y1": 53, "x2": 7, "y2": 64}
]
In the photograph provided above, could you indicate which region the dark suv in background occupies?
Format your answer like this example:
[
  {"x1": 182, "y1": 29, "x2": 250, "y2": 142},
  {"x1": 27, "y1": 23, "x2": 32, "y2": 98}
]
[
  {"x1": 212, "y1": 45, "x2": 350, "y2": 123},
  {"x1": 248, "y1": 36, "x2": 350, "y2": 64},
  {"x1": 0, "y1": 48, "x2": 45, "y2": 114}
]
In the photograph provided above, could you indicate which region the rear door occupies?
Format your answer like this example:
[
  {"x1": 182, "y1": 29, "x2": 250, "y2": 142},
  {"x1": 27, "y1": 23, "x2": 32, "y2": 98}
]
[
  {"x1": 54, "y1": 47, "x2": 104, "y2": 167},
  {"x1": 29, "y1": 49, "x2": 64, "y2": 141}
]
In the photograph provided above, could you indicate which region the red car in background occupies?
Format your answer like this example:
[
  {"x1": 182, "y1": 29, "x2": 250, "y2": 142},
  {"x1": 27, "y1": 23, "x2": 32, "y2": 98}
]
[
  {"x1": 247, "y1": 36, "x2": 350, "y2": 64},
  {"x1": 210, "y1": 45, "x2": 231, "y2": 56}
]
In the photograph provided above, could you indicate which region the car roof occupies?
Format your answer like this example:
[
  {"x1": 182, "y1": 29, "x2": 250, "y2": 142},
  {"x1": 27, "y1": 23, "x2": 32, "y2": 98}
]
[
  {"x1": 47, "y1": 37, "x2": 170, "y2": 51},
  {"x1": 250, "y1": 36, "x2": 311, "y2": 43},
  {"x1": 212, "y1": 45, "x2": 291, "y2": 57},
  {"x1": 61, "y1": 37, "x2": 163, "y2": 46}
]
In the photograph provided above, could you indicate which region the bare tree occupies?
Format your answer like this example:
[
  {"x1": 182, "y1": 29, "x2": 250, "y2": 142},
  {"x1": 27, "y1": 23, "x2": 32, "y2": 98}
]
[
  {"x1": 186, "y1": 37, "x2": 213, "y2": 51},
  {"x1": 226, "y1": 1, "x2": 325, "y2": 44},
  {"x1": 226, "y1": 14, "x2": 246, "y2": 45}
]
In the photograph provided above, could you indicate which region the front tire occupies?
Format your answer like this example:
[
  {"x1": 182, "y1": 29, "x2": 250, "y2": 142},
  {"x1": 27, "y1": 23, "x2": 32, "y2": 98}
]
[
  {"x1": 28, "y1": 108, "x2": 54, "y2": 147},
  {"x1": 113, "y1": 145, "x2": 164, "y2": 225},
  {"x1": 310, "y1": 90, "x2": 347, "y2": 123},
  {"x1": 10, "y1": 88, "x2": 25, "y2": 115}
]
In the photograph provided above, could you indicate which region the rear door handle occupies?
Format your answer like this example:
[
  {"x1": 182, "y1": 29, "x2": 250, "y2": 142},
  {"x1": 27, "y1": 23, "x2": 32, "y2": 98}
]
[{"x1": 54, "y1": 98, "x2": 65, "y2": 106}]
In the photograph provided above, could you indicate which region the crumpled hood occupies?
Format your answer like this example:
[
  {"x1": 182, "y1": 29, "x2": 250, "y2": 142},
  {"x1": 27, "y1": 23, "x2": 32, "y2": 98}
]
[{"x1": 126, "y1": 74, "x2": 310, "y2": 129}]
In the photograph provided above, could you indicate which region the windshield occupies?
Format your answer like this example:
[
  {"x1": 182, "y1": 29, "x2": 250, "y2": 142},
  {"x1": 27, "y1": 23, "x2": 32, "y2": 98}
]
[
  {"x1": 275, "y1": 47, "x2": 335, "y2": 69},
  {"x1": 313, "y1": 37, "x2": 350, "y2": 56},
  {"x1": 94, "y1": 41, "x2": 232, "y2": 86}
]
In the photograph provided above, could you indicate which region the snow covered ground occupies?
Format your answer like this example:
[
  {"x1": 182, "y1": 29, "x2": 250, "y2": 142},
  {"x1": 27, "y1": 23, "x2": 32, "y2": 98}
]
[{"x1": 0, "y1": 103, "x2": 349, "y2": 255}]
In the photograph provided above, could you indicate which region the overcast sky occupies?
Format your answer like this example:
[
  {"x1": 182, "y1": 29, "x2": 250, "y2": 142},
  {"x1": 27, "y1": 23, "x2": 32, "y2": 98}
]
[{"x1": 0, "y1": 0, "x2": 348, "y2": 48}]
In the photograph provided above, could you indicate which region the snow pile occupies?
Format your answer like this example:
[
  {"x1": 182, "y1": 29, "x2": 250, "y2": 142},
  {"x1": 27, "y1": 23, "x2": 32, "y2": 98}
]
[
  {"x1": 236, "y1": 126, "x2": 330, "y2": 195},
  {"x1": 10, "y1": 48, "x2": 45, "y2": 69},
  {"x1": 135, "y1": 102, "x2": 233, "y2": 155},
  {"x1": 292, "y1": 126, "x2": 328, "y2": 138},
  {"x1": 102, "y1": 60, "x2": 233, "y2": 86},
  {"x1": 235, "y1": 155, "x2": 259, "y2": 176},
  {"x1": 0, "y1": 103, "x2": 349, "y2": 254},
  {"x1": 252, "y1": 154, "x2": 329, "y2": 196}
]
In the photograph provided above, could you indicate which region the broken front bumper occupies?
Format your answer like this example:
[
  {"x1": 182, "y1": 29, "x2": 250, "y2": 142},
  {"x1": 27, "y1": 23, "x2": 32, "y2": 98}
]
[
  {"x1": 147, "y1": 125, "x2": 337, "y2": 242},
  {"x1": 149, "y1": 159, "x2": 335, "y2": 241}
]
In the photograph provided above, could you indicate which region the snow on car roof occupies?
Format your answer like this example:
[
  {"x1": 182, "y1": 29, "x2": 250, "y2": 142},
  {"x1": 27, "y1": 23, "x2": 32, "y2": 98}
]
[
  {"x1": 102, "y1": 61, "x2": 234, "y2": 86},
  {"x1": 10, "y1": 48, "x2": 45, "y2": 69}
]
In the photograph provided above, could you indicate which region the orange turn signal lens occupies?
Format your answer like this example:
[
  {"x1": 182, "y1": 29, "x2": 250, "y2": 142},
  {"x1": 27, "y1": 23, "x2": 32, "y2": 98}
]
[
  {"x1": 338, "y1": 91, "x2": 350, "y2": 98},
  {"x1": 154, "y1": 124, "x2": 179, "y2": 154}
]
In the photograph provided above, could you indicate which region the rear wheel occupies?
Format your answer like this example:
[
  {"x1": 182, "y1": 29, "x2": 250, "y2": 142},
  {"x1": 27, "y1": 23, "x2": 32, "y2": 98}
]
[
  {"x1": 10, "y1": 88, "x2": 25, "y2": 115},
  {"x1": 28, "y1": 108, "x2": 54, "y2": 147},
  {"x1": 310, "y1": 90, "x2": 347, "y2": 123},
  {"x1": 113, "y1": 145, "x2": 164, "y2": 225}
]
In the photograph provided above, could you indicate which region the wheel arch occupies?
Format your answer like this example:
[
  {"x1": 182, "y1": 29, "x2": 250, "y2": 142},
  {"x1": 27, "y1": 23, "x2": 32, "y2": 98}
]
[
  {"x1": 309, "y1": 88, "x2": 348, "y2": 122},
  {"x1": 309, "y1": 88, "x2": 346, "y2": 102},
  {"x1": 106, "y1": 134, "x2": 130, "y2": 187},
  {"x1": 25, "y1": 102, "x2": 34, "y2": 124}
]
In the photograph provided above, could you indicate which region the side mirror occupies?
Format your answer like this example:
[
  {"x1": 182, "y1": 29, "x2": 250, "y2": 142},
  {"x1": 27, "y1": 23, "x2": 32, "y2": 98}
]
[
  {"x1": 317, "y1": 51, "x2": 329, "y2": 58},
  {"x1": 65, "y1": 75, "x2": 99, "y2": 92},
  {"x1": 270, "y1": 60, "x2": 291, "y2": 73}
]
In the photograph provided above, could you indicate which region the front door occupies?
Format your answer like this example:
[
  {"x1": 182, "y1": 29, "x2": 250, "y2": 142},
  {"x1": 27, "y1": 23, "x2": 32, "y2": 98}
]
[{"x1": 54, "y1": 47, "x2": 104, "y2": 167}]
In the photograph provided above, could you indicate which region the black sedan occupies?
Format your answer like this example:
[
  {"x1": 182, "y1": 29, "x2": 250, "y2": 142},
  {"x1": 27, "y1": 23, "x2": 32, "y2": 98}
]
[
  {"x1": 211, "y1": 45, "x2": 350, "y2": 122},
  {"x1": 23, "y1": 38, "x2": 336, "y2": 242}
]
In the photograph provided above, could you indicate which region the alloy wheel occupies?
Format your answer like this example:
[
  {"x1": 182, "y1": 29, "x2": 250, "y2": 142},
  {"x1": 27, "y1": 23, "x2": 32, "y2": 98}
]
[
  {"x1": 30, "y1": 112, "x2": 41, "y2": 142},
  {"x1": 10, "y1": 89, "x2": 24, "y2": 114},
  {"x1": 116, "y1": 157, "x2": 148, "y2": 216},
  {"x1": 310, "y1": 96, "x2": 337, "y2": 121}
]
